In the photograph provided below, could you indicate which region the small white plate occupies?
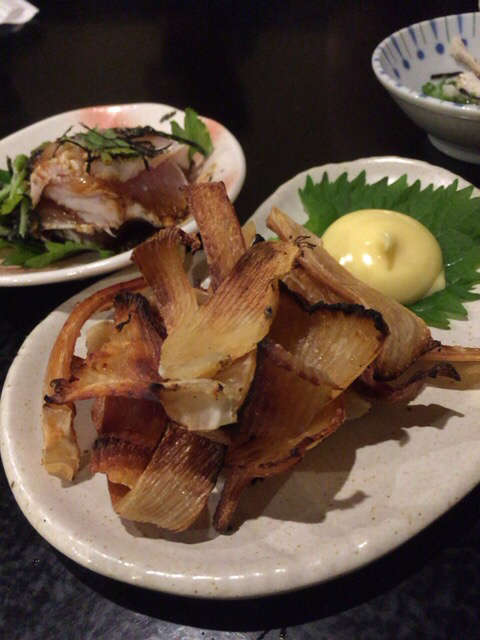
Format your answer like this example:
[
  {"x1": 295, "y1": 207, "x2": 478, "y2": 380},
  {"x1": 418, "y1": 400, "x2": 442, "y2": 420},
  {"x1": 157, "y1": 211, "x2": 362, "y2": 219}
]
[
  {"x1": 0, "y1": 103, "x2": 246, "y2": 287},
  {"x1": 1, "y1": 157, "x2": 479, "y2": 599}
]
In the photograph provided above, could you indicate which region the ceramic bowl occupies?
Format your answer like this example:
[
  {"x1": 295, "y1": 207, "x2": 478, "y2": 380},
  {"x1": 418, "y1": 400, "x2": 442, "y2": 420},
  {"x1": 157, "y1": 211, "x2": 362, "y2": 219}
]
[{"x1": 372, "y1": 12, "x2": 480, "y2": 163}]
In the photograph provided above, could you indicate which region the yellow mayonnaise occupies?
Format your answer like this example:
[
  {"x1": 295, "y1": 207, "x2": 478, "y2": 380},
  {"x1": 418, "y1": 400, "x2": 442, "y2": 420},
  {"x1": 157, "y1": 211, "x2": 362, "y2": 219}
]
[{"x1": 322, "y1": 209, "x2": 445, "y2": 305}]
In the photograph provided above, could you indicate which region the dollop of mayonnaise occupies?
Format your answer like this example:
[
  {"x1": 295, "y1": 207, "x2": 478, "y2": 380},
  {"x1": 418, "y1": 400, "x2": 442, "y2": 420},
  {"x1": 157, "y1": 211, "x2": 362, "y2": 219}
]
[{"x1": 322, "y1": 209, "x2": 446, "y2": 305}]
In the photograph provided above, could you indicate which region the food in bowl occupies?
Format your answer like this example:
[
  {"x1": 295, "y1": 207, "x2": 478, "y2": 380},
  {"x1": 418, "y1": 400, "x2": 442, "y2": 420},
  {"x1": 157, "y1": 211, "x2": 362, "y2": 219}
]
[
  {"x1": 371, "y1": 12, "x2": 480, "y2": 162},
  {"x1": 422, "y1": 36, "x2": 480, "y2": 105},
  {"x1": 0, "y1": 109, "x2": 213, "y2": 268}
]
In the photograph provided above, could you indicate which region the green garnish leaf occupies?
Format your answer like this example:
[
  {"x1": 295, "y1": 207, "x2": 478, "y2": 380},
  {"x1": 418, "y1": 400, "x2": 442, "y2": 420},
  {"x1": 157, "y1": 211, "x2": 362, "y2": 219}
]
[
  {"x1": 422, "y1": 77, "x2": 480, "y2": 105},
  {"x1": 170, "y1": 108, "x2": 213, "y2": 160},
  {"x1": 0, "y1": 153, "x2": 29, "y2": 215},
  {"x1": 299, "y1": 171, "x2": 480, "y2": 329},
  {"x1": 0, "y1": 238, "x2": 112, "y2": 268},
  {"x1": 0, "y1": 169, "x2": 11, "y2": 185},
  {"x1": 13, "y1": 154, "x2": 28, "y2": 173},
  {"x1": 18, "y1": 197, "x2": 31, "y2": 237},
  {"x1": 1, "y1": 191, "x2": 24, "y2": 214},
  {"x1": 24, "y1": 240, "x2": 113, "y2": 268},
  {"x1": 0, "y1": 238, "x2": 43, "y2": 266}
]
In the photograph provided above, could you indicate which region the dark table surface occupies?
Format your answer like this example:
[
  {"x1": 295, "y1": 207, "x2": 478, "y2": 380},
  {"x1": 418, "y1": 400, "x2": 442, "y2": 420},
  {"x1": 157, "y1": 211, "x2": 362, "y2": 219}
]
[{"x1": 1, "y1": 1, "x2": 480, "y2": 639}]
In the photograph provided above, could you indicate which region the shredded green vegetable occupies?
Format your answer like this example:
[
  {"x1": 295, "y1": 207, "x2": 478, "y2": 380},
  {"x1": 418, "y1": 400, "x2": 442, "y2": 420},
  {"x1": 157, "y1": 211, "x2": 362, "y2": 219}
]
[{"x1": 422, "y1": 76, "x2": 480, "y2": 105}]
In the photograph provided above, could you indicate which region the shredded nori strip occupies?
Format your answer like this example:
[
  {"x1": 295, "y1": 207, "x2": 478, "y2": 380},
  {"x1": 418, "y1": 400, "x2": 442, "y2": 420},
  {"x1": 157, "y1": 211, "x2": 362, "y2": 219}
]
[
  {"x1": 430, "y1": 71, "x2": 461, "y2": 79},
  {"x1": 55, "y1": 124, "x2": 208, "y2": 173}
]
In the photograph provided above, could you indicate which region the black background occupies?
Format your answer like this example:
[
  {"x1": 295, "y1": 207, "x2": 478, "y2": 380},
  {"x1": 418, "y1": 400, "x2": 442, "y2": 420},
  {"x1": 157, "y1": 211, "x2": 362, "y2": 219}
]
[{"x1": 1, "y1": 2, "x2": 479, "y2": 639}]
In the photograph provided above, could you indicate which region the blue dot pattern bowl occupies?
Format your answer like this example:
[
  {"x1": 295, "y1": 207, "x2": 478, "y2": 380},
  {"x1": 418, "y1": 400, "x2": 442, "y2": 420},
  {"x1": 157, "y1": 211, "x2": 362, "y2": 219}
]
[{"x1": 372, "y1": 13, "x2": 480, "y2": 163}]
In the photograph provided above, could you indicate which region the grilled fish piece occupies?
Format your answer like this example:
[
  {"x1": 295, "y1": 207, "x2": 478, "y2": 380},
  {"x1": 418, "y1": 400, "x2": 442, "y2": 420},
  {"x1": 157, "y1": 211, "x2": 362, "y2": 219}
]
[{"x1": 30, "y1": 133, "x2": 192, "y2": 243}]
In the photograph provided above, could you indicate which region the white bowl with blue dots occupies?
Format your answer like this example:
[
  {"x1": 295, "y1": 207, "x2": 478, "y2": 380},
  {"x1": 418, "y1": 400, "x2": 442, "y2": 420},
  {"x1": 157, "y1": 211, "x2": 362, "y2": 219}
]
[{"x1": 372, "y1": 12, "x2": 480, "y2": 163}]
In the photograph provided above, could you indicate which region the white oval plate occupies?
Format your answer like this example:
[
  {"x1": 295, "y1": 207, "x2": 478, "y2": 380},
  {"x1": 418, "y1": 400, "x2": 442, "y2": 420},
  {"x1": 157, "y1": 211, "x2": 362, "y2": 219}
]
[
  {"x1": 0, "y1": 103, "x2": 246, "y2": 287},
  {"x1": 1, "y1": 157, "x2": 479, "y2": 599}
]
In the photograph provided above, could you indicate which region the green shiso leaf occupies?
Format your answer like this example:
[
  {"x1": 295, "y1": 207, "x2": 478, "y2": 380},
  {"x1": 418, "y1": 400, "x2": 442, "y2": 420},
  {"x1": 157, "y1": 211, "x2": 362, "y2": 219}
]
[{"x1": 299, "y1": 171, "x2": 480, "y2": 330}]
